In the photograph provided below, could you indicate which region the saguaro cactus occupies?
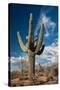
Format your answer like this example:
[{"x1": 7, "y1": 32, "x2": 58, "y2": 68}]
[
  {"x1": 17, "y1": 13, "x2": 45, "y2": 80},
  {"x1": 20, "y1": 59, "x2": 24, "y2": 78}
]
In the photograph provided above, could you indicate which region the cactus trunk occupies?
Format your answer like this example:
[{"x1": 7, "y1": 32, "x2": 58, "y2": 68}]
[{"x1": 29, "y1": 54, "x2": 35, "y2": 79}]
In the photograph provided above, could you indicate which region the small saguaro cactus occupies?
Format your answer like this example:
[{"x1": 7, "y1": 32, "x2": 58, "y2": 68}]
[
  {"x1": 17, "y1": 13, "x2": 45, "y2": 80},
  {"x1": 20, "y1": 58, "x2": 24, "y2": 78}
]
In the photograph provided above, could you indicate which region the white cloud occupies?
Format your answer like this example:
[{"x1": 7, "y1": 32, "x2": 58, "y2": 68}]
[
  {"x1": 10, "y1": 57, "x2": 17, "y2": 64},
  {"x1": 10, "y1": 58, "x2": 16, "y2": 64},
  {"x1": 9, "y1": 54, "x2": 29, "y2": 71},
  {"x1": 34, "y1": 13, "x2": 56, "y2": 38},
  {"x1": 35, "y1": 39, "x2": 58, "y2": 65},
  {"x1": 9, "y1": 55, "x2": 27, "y2": 64},
  {"x1": 42, "y1": 15, "x2": 56, "y2": 37},
  {"x1": 45, "y1": 31, "x2": 49, "y2": 37}
]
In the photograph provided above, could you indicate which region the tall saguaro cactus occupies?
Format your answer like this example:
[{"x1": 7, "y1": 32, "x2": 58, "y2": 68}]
[{"x1": 17, "y1": 13, "x2": 45, "y2": 80}]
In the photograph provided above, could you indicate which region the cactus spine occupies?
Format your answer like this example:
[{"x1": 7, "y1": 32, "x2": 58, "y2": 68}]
[{"x1": 17, "y1": 13, "x2": 45, "y2": 80}]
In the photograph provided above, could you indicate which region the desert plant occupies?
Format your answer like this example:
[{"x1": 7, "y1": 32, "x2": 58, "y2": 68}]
[
  {"x1": 17, "y1": 13, "x2": 45, "y2": 80},
  {"x1": 20, "y1": 59, "x2": 24, "y2": 78}
]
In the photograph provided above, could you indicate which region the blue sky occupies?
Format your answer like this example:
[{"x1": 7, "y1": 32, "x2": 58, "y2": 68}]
[
  {"x1": 9, "y1": 4, "x2": 58, "y2": 71},
  {"x1": 9, "y1": 4, "x2": 58, "y2": 57}
]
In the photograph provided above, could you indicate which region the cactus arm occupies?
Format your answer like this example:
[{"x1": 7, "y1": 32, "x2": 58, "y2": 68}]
[
  {"x1": 36, "y1": 44, "x2": 45, "y2": 55},
  {"x1": 35, "y1": 23, "x2": 45, "y2": 52},
  {"x1": 17, "y1": 32, "x2": 28, "y2": 52},
  {"x1": 27, "y1": 13, "x2": 33, "y2": 48}
]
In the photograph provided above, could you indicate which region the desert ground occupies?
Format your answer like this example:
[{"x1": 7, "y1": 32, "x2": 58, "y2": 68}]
[{"x1": 9, "y1": 63, "x2": 58, "y2": 86}]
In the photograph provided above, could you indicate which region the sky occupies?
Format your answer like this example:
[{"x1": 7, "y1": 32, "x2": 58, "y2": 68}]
[{"x1": 9, "y1": 3, "x2": 58, "y2": 71}]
